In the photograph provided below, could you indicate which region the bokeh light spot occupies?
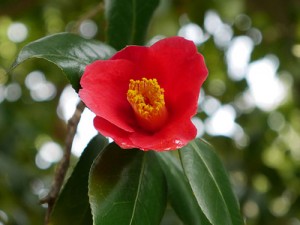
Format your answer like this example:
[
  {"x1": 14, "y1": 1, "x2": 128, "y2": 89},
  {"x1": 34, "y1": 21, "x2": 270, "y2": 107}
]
[
  {"x1": 5, "y1": 83, "x2": 22, "y2": 102},
  {"x1": 178, "y1": 23, "x2": 206, "y2": 45},
  {"x1": 247, "y1": 28, "x2": 263, "y2": 45},
  {"x1": 35, "y1": 154, "x2": 51, "y2": 170},
  {"x1": 205, "y1": 104, "x2": 238, "y2": 137},
  {"x1": 268, "y1": 111, "x2": 285, "y2": 132},
  {"x1": 57, "y1": 85, "x2": 80, "y2": 121},
  {"x1": 230, "y1": 170, "x2": 247, "y2": 195},
  {"x1": 7, "y1": 22, "x2": 28, "y2": 43},
  {"x1": 233, "y1": 126, "x2": 249, "y2": 149},
  {"x1": 234, "y1": 91, "x2": 255, "y2": 114},
  {"x1": 202, "y1": 96, "x2": 221, "y2": 115},
  {"x1": 235, "y1": 14, "x2": 252, "y2": 31},
  {"x1": 39, "y1": 141, "x2": 63, "y2": 163},
  {"x1": 252, "y1": 174, "x2": 270, "y2": 193},
  {"x1": 0, "y1": 210, "x2": 8, "y2": 223},
  {"x1": 197, "y1": 88, "x2": 205, "y2": 108},
  {"x1": 25, "y1": 71, "x2": 56, "y2": 101},
  {"x1": 246, "y1": 56, "x2": 286, "y2": 111},
  {"x1": 79, "y1": 19, "x2": 98, "y2": 39},
  {"x1": 30, "y1": 82, "x2": 56, "y2": 102},
  {"x1": 72, "y1": 108, "x2": 98, "y2": 157},
  {"x1": 270, "y1": 196, "x2": 291, "y2": 217},
  {"x1": 0, "y1": 41, "x2": 17, "y2": 59},
  {"x1": 291, "y1": 44, "x2": 300, "y2": 58},
  {"x1": 192, "y1": 117, "x2": 205, "y2": 137},
  {"x1": 25, "y1": 71, "x2": 46, "y2": 89},
  {"x1": 36, "y1": 141, "x2": 63, "y2": 169},
  {"x1": 263, "y1": 145, "x2": 286, "y2": 169},
  {"x1": 227, "y1": 36, "x2": 254, "y2": 81},
  {"x1": 208, "y1": 79, "x2": 226, "y2": 96},
  {"x1": 281, "y1": 125, "x2": 300, "y2": 161},
  {"x1": 213, "y1": 23, "x2": 233, "y2": 48},
  {"x1": 56, "y1": 85, "x2": 97, "y2": 157},
  {"x1": 204, "y1": 10, "x2": 222, "y2": 35},
  {"x1": 243, "y1": 200, "x2": 259, "y2": 219},
  {"x1": 30, "y1": 179, "x2": 45, "y2": 196}
]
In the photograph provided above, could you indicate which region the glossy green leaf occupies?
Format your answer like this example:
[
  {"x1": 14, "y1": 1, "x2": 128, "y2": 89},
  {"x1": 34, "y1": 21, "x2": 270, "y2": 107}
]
[
  {"x1": 12, "y1": 32, "x2": 115, "y2": 91},
  {"x1": 104, "y1": 0, "x2": 160, "y2": 50},
  {"x1": 89, "y1": 142, "x2": 167, "y2": 225},
  {"x1": 179, "y1": 139, "x2": 244, "y2": 225},
  {"x1": 156, "y1": 152, "x2": 211, "y2": 225},
  {"x1": 50, "y1": 134, "x2": 108, "y2": 225}
]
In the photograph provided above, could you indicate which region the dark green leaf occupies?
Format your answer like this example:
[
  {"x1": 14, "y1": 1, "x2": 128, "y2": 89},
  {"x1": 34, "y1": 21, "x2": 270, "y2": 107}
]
[
  {"x1": 104, "y1": 0, "x2": 160, "y2": 50},
  {"x1": 89, "y1": 142, "x2": 167, "y2": 225},
  {"x1": 156, "y1": 151, "x2": 211, "y2": 225},
  {"x1": 11, "y1": 32, "x2": 115, "y2": 91},
  {"x1": 50, "y1": 134, "x2": 108, "y2": 225},
  {"x1": 179, "y1": 139, "x2": 244, "y2": 225}
]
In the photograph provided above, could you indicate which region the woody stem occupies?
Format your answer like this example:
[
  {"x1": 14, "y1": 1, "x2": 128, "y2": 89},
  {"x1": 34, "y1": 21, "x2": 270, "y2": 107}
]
[{"x1": 40, "y1": 101, "x2": 85, "y2": 225}]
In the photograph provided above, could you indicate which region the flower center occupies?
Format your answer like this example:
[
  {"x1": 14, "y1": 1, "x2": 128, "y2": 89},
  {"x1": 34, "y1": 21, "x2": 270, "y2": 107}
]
[{"x1": 127, "y1": 78, "x2": 168, "y2": 132}]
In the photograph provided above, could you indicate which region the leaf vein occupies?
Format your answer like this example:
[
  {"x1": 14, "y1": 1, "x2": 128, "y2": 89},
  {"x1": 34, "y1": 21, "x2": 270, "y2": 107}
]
[
  {"x1": 191, "y1": 141, "x2": 233, "y2": 225},
  {"x1": 129, "y1": 154, "x2": 146, "y2": 225}
]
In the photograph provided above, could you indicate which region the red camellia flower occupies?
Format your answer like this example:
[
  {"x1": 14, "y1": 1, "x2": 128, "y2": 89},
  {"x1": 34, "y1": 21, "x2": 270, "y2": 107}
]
[{"x1": 79, "y1": 37, "x2": 208, "y2": 151}]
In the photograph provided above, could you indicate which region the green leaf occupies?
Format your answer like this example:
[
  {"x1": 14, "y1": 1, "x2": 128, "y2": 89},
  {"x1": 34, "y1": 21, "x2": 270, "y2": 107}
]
[
  {"x1": 156, "y1": 152, "x2": 211, "y2": 225},
  {"x1": 89, "y1": 142, "x2": 167, "y2": 225},
  {"x1": 50, "y1": 134, "x2": 108, "y2": 225},
  {"x1": 12, "y1": 32, "x2": 115, "y2": 92},
  {"x1": 179, "y1": 139, "x2": 244, "y2": 225},
  {"x1": 104, "y1": 0, "x2": 160, "y2": 50}
]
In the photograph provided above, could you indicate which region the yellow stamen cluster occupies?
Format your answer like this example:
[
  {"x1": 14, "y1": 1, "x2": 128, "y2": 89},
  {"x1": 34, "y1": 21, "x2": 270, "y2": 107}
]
[{"x1": 127, "y1": 78, "x2": 168, "y2": 132}]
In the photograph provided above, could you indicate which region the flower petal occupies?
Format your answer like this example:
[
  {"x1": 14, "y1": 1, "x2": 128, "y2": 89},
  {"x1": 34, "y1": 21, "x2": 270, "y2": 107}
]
[
  {"x1": 130, "y1": 130, "x2": 197, "y2": 151},
  {"x1": 94, "y1": 114, "x2": 196, "y2": 151},
  {"x1": 130, "y1": 113, "x2": 197, "y2": 151},
  {"x1": 150, "y1": 37, "x2": 208, "y2": 117},
  {"x1": 110, "y1": 36, "x2": 208, "y2": 123},
  {"x1": 80, "y1": 37, "x2": 208, "y2": 151},
  {"x1": 94, "y1": 116, "x2": 136, "y2": 149},
  {"x1": 79, "y1": 60, "x2": 136, "y2": 132},
  {"x1": 111, "y1": 45, "x2": 161, "y2": 81}
]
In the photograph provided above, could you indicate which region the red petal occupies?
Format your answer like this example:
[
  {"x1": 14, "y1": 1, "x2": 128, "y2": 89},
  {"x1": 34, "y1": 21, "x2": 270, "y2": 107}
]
[
  {"x1": 130, "y1": 116, "x2": 197, "y2": 151},
  {"x1": 80, "y1": 37, "x2": 208, "y2": 151},
  {"x1": 133, "y1": 83, "x2": 202, "y2": 150},
  {"x1": 79, "y1": 60, "x2": 137, "y2": 132},
  {"x1": 150, "y1": 37, "x2": 208, "y2": 118},
  {"x1": 111, "y1": 45, "x2": 162, "y2": 81},
  {"x1": 111, "y1": 37, "x2": 208, "y2": 120},
  {"x1": 94, "y1": 116, "x2": 136, "y2": 149},
  {"x1": 94, "y1": 114, "x2": 196, "y2": 151}
]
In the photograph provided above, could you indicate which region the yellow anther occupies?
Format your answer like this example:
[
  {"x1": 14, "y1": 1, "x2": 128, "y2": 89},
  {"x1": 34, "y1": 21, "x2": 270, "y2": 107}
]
[{"x1": 127, "y1": 78, "x2": 168, "y2": 132}]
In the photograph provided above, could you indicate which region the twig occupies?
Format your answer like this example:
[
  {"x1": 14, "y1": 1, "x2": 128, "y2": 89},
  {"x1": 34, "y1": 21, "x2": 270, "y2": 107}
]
[
  {"x1": 71, "y1": 2, "x2": 104, "y2": 33},
  {"x1": 40, "y1": 100, "x2": 85, "y2": 225},
  {"x1": 39, "y1": 2, "x2": 103, "y2": 224}
]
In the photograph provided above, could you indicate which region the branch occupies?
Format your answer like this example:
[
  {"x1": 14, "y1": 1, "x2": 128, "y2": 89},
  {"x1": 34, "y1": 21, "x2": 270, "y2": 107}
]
[
  {"x1": 70, "y1": 2, "x2": 104, "y2": 33},
  {"x1": 39, "y1": 3, "x2": 104, "y2": 224},
  {"x1": 40, "y1": 100, "x2": 85, "y2": 225}
]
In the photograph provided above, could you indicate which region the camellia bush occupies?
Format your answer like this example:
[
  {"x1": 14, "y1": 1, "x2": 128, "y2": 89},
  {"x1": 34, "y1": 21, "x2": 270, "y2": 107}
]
[{"x1": 12, "y1": 1, "x2": 244, "y2": 225}]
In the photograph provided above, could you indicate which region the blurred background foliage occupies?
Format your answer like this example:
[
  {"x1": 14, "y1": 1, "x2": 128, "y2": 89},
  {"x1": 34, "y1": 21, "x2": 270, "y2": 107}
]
[{"x1": 0, "y1": 0, "x2": 300, "y2": 224}]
